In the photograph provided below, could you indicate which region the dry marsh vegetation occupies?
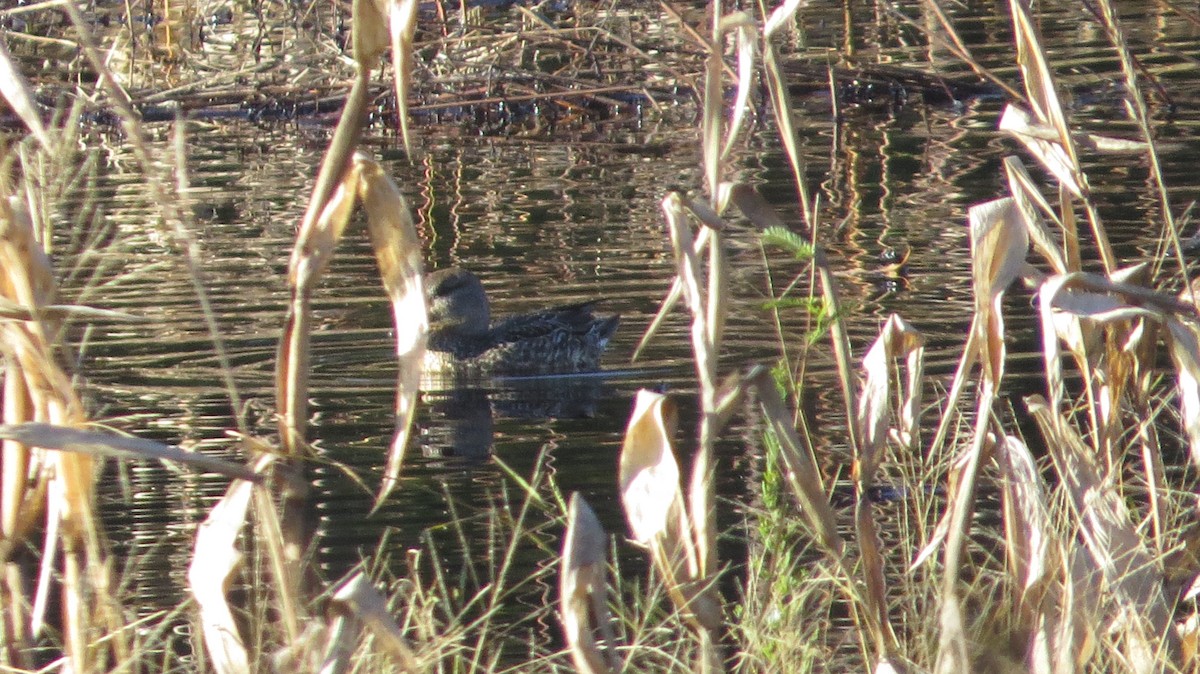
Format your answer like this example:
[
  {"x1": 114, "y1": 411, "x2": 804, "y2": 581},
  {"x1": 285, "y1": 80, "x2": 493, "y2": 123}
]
[{"x1": 2, "y1": 0, "x2": 1200, "y2": 672}]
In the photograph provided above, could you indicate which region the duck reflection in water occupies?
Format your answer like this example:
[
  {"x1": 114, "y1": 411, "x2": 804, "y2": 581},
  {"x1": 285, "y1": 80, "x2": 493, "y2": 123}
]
[{"x1": 418, "y1": 267, "x2": 620, "y2": 460}]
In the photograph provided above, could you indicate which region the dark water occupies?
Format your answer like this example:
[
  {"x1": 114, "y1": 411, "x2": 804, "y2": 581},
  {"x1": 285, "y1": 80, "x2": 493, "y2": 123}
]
[{"x1": 10, "y1": 0, "x2": 1200, "y2": 663}]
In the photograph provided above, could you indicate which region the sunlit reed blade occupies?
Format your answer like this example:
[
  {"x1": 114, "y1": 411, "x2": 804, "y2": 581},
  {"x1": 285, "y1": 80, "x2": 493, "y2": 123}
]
[
  {"x1": 278, "y1": 181, "x2": 357, "y2": 454},
  {"x1": 998, "y1": 105, "x2": 1081, "y2": 199},
  {"x1": 0, "y1": 299, "x2": 145, "y2": 323},
  {"x1": 1003, "y1": 156, "x2": 1067, "y2": 274},
  {"x1": 188, "y1": 459, "x2": 267, "y2": 674},
  {"x1": 760, "y1": 40, "x2": 813, "y2": 226},
  {"x1": 0, "y1": 423, "x2": 261, "y2": 482},
  {"x1": 749, "y1": 370, "x2": 843, "y2": 557},
  {"x1": 857, "y1": 315, "x2": 925, "y2": 471},
  {"x1": 353, "y1": 0, "x2": 390, "y2": 65},
  {"x1": 1010, "y1": 0, "x2": 1075, "y2": 167},
  {"x1": 701, "y1": 32, "x2": 722, "y2": 201},
  {"x1": 662, "y1": 192, "x2": 717, "y2": 397},
  {"x1": 560, "y1": 493, "x2": 621, "y2": 674},
  {"x1": 929, "y1": 199, "x2": 1026, "y2": 452},
  {"x1": 618, "y1": 390, "x2": 720, "y2": 632},
  {"x1": 353, "y1": 154, "x2": 426, "y2": 508},
  {"x1": 632, "y1": 226, "x2": 710, "y2": 363},
  {"x1": 997, "y1": 435, "x2": 1092, "y2": 671},
  {"x1": 764, "y1": 0, "x2": 805, "y2": 38},
  {"x1": 717, "y1": 13, "x2": 755, "y2": 161},
  {"x1": 388, "y1": 0, "x2": 419, "y2": 157},
  {"x1": 1026, "y1": 395, "x2": 1182, "y2": 666},
  {"x1": 329, "y1": 571, "x2": 420, "y2": 670},
  {"x1": 0, "y1": 35, "x2": 49, "y2": 151}
]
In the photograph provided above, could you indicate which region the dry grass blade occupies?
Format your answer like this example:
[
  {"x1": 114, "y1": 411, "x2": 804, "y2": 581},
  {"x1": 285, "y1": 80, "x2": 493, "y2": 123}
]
[
  {"x1": 632, "y1": 227, "x2": 708, "y2": 362},
  {"x1": 0, "y1": 422, "x2": 261, "y2": 482},
  {"x1": 330, "y1": 572, "x2": 420, "y2": 670},
  {"x1": 618, "y1": 390, "x2": 720, "y2": 632},
  {"x1": 353, "y1": 0, "x2": 390, "y2": 66},
  {"x1": 353, "y1": 154, "x2": 426, "y2": 508},
  {"x1": 1026, "y1": 395, "x2": 1182, "y2": 666},
  {"x1": 701, "y1": 28, "x2": 722, "y2": 200},
  {"x1": 0, "y1": 35, "x2": 49, "y2": 150},
  {"x1": 855, "y1": 316, "x2": 923, "y2": 656},
  {"x1": 761, "y1": 33, "x2": 814, "y2": 226},
  {"x1": 998, "y1": 435, "x2": 1096, "y2": 672},
  {"x1": 560, "y1": 493, "x2": 621, "y2": 674},
  {"x1": 764, "y1": 0, "x2": 805, "y2": 38},
  {"x1": 1034, "y1": 272, "x2": 1184, "y2": 428},
  {"x1": 0, "y1": 187, "x2": 130, "y2": 669},
  {"x1": 188, "y1": 459, "x2": 266, "y2": 674},
  {"x1": 858, "y1": 314, "x2": 925, "y2": 468}
]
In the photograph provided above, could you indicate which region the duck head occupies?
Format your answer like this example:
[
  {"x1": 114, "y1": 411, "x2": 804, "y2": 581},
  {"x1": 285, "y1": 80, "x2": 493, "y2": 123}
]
[{"x1": 426, "y1": 267, "x2": 490, "y2": 336}]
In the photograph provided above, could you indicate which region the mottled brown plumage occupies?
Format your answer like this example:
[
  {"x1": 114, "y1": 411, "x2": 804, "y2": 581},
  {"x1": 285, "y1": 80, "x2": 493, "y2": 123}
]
[{"x1": 424, "y1": 268, "x2": 619, "y2": 377}]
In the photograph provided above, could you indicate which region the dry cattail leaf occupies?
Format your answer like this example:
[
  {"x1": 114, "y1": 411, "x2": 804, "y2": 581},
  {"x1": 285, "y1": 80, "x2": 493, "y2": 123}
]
[
  {"x1": 1027, "y1": 395, "x2": 1181, "y2": 665},
  {"x1": 188, "y1": 461, "x2": 263, "y2": 674},
  {"x1": 353, "y1": 154, "x2": 426, "y2": 508},
  {"x1": 560, "y1": 493, "x2": 620, "y2": 674},
  {"x1": 618, "y1": 390, "x2": 720, "y2": 632},
  {"x1": 329, "y1": 571, "x2": 420, "y2": 671}
]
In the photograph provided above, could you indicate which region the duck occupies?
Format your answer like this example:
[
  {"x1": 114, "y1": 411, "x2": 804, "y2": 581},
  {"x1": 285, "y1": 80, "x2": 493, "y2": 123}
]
[{"x1": 423, "y1": 267, "x2": 620, "y2": 377}]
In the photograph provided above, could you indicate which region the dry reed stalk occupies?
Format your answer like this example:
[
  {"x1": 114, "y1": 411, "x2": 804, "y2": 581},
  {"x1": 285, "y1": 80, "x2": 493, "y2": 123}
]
[{"x1": 854, "y1": 315, "x2": 924, "y2": 662}]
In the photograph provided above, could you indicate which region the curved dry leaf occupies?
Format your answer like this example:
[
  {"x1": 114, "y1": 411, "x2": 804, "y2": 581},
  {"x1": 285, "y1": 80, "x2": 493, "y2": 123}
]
[
  {"x1": 354, "y1": 154, "x2": 426, "y2": 507},
  {"x1": 619, "y1": 390, "x2": 683, "y2": 547},
  {"x1": 288, "y1": 180, "x2": 357, "y2": 290},
  {"x1": 1003, "y1": 156, "x2": 1067, "y2": 273},
  {"x1": 858, "y1": 314, "x2": 925, "y2": 477},
  {"x1": 970, "y1": 197, "x2": 1029, "y2": 307},
  {"x1": 1026, "y1": 395, "x2": 1180, "y2": 663},
  {"x1": 970, "y1": 197, "x2": 1026, "y2": 386},
  {"x1": 999, "y1": 105, "x2": 1083, "y2": 198},
  {"x1": 764, "y1": 0, "x2": 805, "y2": 37},
  {"x1": 662, "y1": 193, "x2": 719, "y2": 397},
  {"x1": 560, "y1": 493, "x2": 620, "y2": 674},
  {"x1": 1010, "y1": 0, "x2": 1075, "y2": 164},
  {"x1": 331, "y1": 572, "x2": 419, "y2": 670},
  {"x1": 189, "y1": 474, "x2": 256, "y2": 674},
  {"x1": 751, "y1": 371, "x2": 843, "y2": 556},
  {"x1": 998, "y1": 436, "x2": 1053, "y2": 595}
]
